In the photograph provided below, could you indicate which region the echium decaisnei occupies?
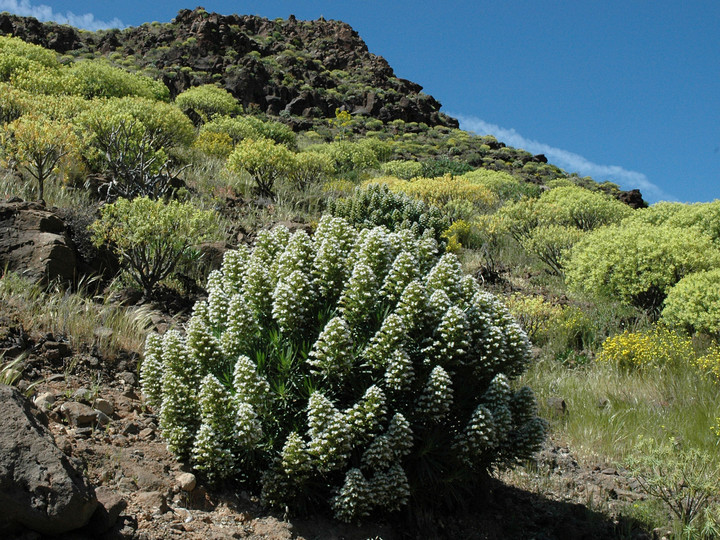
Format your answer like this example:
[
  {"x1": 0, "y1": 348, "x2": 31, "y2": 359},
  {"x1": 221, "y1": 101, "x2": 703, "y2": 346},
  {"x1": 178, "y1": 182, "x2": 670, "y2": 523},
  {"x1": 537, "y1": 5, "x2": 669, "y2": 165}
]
[{"x1": 141, "y1": 214, "x2": 545, "y2": 522}]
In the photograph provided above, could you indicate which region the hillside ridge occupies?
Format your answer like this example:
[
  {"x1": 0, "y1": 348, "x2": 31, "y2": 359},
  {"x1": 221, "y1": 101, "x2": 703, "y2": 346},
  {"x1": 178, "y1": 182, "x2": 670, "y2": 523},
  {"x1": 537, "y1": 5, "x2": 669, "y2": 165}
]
[{"x1": 0, "y1": 6, "x2": 458, "y2": 129}]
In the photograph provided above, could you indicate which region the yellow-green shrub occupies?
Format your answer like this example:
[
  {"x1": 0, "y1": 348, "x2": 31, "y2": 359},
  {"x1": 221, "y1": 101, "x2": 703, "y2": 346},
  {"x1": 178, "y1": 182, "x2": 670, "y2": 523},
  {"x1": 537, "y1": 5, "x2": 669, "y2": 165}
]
[
  {"x1": 521, "y1": 224, "x2": 584, "y2": 275},
  {"x1": 625, "y1": 201, "x2": 720, "y2": 245},
  {"x1": 0, "y1": 36, "x2": 59, "y2": 71},
  {"x1": 375, "y1": 175, "x2": 496, "y2": 211},
  {"x1": 381, "y1": 160, "x2": 423, "y2": 180},
  {"x1": 661, "y1": 269, "x2": 720, "y2": 338},
  {"x1": 64, "y1": 59, "x2": 170, "y2": 101},
  {"x1": 504, "y1": 293, "x2": 564, "y2": 344},
  {"x1": 175, "y1": 84, "x2": 240, "y2": 122},
  {"x1": 306, "y1": 140, "x2": 379, "y2": 173},
  {"x1": 288, "y1": 151, "x2": 335, "y2": 189},
  {"x1": 564, "y1": 223, "x2": 720, "y2": 312},
  {"x1": 539, "y1": 185, "x2": 633, "y2": 231},
  {"x1": 202, "y1": 115, "x2": 295, "y2": 147},
  {"x1": 193, "y1": 131, "x2": 234, "y2": 158},
  {"x1": 461, "y1": 169, "x2": 540, "y2": 202},
  {"x1": 0, "y1": 114, "x2": 80, "y2": 200},
  {"x1": 226, "y1": 137, "x2": 294, "y2": 197}
]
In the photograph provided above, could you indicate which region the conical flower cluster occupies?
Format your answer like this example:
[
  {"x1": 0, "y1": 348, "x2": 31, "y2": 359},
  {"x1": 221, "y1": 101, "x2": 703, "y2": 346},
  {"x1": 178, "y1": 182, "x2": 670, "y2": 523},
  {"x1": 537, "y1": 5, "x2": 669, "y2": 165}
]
[{"x1": 140, "y1": 215, "x2": 544, "y2": 523}]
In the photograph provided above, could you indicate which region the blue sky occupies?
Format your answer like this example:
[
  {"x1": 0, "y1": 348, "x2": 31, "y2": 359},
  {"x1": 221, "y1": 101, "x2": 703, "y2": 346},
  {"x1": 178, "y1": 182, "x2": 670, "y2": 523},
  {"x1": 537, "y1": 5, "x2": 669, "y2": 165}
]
[{"x1": 1, "y1": 1, "x2": 718, "y2": 204}]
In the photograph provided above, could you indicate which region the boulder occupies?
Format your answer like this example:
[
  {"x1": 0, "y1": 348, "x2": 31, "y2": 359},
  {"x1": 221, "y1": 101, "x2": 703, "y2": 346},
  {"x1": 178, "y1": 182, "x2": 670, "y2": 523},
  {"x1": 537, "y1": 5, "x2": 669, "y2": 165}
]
[
  {"x1": 0, "y1": 385, "x2": 97, "y2": 535},
  {"x1": 0, "y1": 200, "x2": 77, "y2": 284}
]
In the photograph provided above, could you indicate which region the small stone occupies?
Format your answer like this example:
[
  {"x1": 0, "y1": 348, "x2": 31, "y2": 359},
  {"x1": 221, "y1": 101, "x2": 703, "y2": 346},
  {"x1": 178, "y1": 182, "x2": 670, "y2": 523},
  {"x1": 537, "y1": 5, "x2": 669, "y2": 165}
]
[
  {"x1": 60, "y1": 401, "x2": 99, "y2": 427},
  {"x1": 87, "y1": 486, "x2": 127, "y2": 534},
  {"x1": 42, "y1": 341, "x2": 71, "y2": 358},
  {"x1": 74, "y1": 427, "x2": 93, "y2": 438},
  {"x1": 54, "y1": 435, "x2": 72, "y2": 456},
  {"x1": 601, "y1": 468, "x2": 617, "y2": 476},
  {"x1": 546, "y1": 396, "x2": 567, "y2": 416},
  {"x1": 122, "y1": 422, "x2": 141, "y2": 436},
  {"x1": 138, "y1": 427, "x2": 154, "y2": 440},
  {"x1": 117, "y1": 477, "x2": 136, "y2": 492},
  {"x1": 117, "y1": 372, "x2": 137, "y2": 387},
  {"x1": 34, "y1": 391, "x2": 56, "y2": 410},
  {"x1": 111, "y1": 434, "x2": 129, "y2": 447},
  {"x1": 95, "y1": 411, "x2": 111, "y2": 426},
  {"x1": 135, "y1": 491, "x2": 170, "y2": 514},
  {"x1": 94, "y1": 398, "x2": 114, "y2": 416},
  {"x1": 177, "y1": 473, "x2": 197, "y2": 492}
]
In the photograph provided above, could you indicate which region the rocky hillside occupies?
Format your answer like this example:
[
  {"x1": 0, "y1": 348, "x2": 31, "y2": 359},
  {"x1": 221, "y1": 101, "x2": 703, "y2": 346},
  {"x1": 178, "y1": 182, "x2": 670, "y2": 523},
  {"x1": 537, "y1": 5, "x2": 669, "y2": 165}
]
[{"x1": 0, "y1": 7, "x2": 457, "y2": 129}]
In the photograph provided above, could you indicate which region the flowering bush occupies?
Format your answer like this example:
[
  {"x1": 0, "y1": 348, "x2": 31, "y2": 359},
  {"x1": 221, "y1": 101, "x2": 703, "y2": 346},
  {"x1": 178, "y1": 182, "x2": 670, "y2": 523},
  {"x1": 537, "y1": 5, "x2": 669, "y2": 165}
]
[
  {"x1": 694, "y1": 347, "x2": 720, "y2": 383},
  {"x1": 141, "y1": 216, "x2": 545, "y2": 521},
  {"x1": 596, "y1": 326, "x2": 695, "y2": 371},
  {"x1": 326, "y1": 183, "x2": 450, "y2": 243}
]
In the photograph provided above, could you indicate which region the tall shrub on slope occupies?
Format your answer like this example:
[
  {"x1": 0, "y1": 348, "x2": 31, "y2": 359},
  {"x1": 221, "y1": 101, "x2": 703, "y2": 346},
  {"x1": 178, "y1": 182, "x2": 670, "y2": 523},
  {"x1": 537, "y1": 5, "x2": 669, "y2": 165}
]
[
  {"x1": 564, "y1": 223, "x2": 720, "y2": 313},
  {"x1": 140, "y1": 216, "x2": 545, "y2": 522}
]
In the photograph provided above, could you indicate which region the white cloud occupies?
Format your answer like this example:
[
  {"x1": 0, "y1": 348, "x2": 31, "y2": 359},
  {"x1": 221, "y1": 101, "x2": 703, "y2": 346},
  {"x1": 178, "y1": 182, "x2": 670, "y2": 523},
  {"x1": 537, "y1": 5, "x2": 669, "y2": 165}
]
[
  {"x1": 0, "y1": 0, "x2": 125, "y2": 31},
  {"x1": 452, "y1": 113, "x2": 675, "y2": 203}
]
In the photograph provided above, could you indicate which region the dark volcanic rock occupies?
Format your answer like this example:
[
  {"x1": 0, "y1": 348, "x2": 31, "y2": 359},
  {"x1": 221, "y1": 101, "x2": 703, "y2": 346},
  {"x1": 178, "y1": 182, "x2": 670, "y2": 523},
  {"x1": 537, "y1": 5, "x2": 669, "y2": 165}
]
[
  {"x1": 0, "y1": 385, "x2": 98, "y2": 535},
  {"x1": 0, "y1": 8, "x2": 458, "y2": 129},
  {"x1": 0, "y1": 200, "x2": 77, "y2": 284},
  {"x1": 616, "y1": 188, "x2": 648, "y2": 209}
]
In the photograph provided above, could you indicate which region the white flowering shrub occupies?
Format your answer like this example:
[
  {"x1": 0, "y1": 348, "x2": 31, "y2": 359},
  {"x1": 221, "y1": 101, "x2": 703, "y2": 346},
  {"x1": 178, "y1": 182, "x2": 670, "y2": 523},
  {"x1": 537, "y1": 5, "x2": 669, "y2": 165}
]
[
  {"x1": 141, "y1": 215, "x2": 545, "y2": 522},
  {"x1": 326, "y1": 183, "x2": 450, "y2": 244}
]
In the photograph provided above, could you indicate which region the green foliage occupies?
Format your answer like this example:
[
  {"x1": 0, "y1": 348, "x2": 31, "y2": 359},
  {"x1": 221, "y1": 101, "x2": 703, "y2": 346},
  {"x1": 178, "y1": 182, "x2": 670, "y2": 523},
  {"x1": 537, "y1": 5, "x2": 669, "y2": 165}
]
[
  {"x1": 538, "y1": 186, "x2": 633, "y2": 231},
  {"x1": 201, "y1": 114, "x2": 296, "y2": 147},
  {"x1": 441, "y1": 219, "x2": 471, "y2": 252},
  {"x1": 192, "y1": 130, "x2": 234, "y2": 158},
  {"x1": 77, "y1": 97, "x2": 194, "y2": 157},
  {"x1": 90, "y1": 197, "x2": 220, "y2": 296},
  {"x1": 380, "y1": 159, "x2": 423, "y2": 180},
  {"x1": 419, "y1": 158, "x2": 473, "y2": 177},
  {"x1": 64, "y1": 59, "x2": 170, "y2": 100},
  {"x1": 0, "y1": 35, "x2": 60, "y2": 72},
  {"x1": 288, "y1": 151, "x2": 335, "y2": 189},
  {"x1": 141, "y1": 216, "x2": 544, "y2": 521},
  {"x1": 306, "y1": 140, "x2": 379, "y2": 173},
  {"x1": 462, "y1": 169, "x2": 541, "y2": 202},
  {"x1": 175, "y1": 84, "x2": 240, "y2": 123},
  {"x1": 662, "y1": 269, "x2": 720, "y2": 337},
  {"x1": 498, "y1": 185, "x2": 631, "y2": 245},
  {"x1": 564, "y1": 223, "x2": 720, "y2": 313},
  {"x1": 0, "y1": 114, "x2": 80, "y2": 200},
  {"x1": 625, "y1": 436, "x2": 720, "y2": 526},
  {"x1": 625, "y1": 200, "x2": 720, "y2": 245},
  {"x1": 76, "y1": 97, "x2": 194, "y2": 198},
  {"x1": 326, "y1": 183, "x2": 450, "y2": 242},
  {"x1": 226, "y1": 137, "x2": 295, "y2": 198},
  {"x1": 521, "y1": 224, "x2": 584, "y2": 275},
  {"x1": 376, "y1": 175, "x2": 497, "y2": 216}
]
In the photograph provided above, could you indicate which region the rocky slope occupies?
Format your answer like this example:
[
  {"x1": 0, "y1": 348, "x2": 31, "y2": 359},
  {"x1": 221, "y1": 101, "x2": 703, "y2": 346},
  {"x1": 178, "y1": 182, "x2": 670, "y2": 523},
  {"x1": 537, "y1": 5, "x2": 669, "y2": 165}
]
[{"x1": 0, "y1": 7, "x2": 457, "y2": 128}]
